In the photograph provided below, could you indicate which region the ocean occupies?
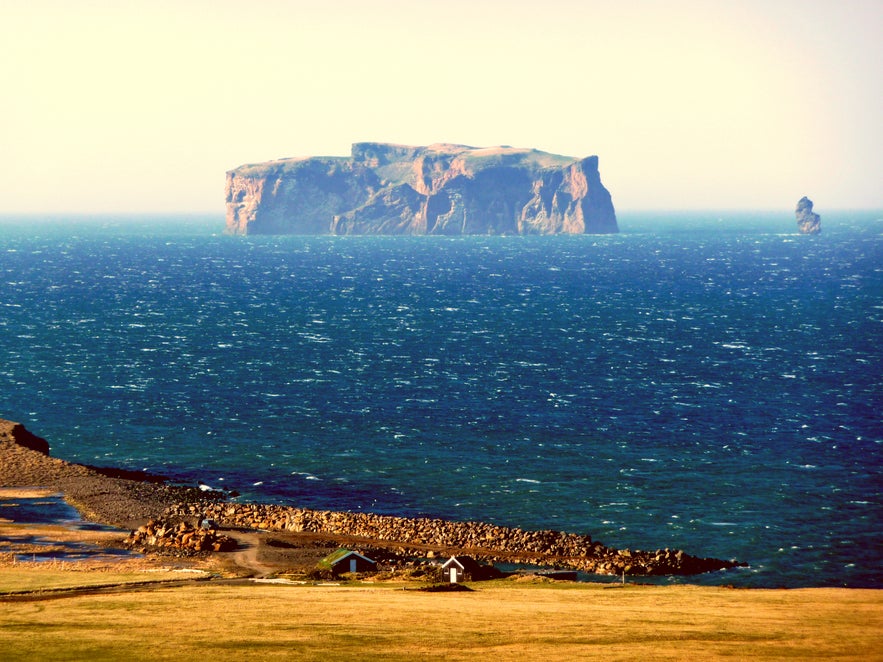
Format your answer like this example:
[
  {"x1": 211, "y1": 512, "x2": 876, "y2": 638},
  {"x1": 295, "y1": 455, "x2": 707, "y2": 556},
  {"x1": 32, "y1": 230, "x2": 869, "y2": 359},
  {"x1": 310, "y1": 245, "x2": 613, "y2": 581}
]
[{"x1": 1, "y1": 211, "x2": 880, "y2": 587}]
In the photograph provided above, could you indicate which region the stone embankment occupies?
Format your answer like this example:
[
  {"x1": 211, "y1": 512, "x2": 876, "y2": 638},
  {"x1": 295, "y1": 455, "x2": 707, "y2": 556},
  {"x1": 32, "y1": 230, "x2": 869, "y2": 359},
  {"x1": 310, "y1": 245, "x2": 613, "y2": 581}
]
[
  {"x1": 169, "y1": 502, "x2": 741, "y2": 576},
  {"x1": 124, "y1": 519, "x2": 235, "y2": 554}
]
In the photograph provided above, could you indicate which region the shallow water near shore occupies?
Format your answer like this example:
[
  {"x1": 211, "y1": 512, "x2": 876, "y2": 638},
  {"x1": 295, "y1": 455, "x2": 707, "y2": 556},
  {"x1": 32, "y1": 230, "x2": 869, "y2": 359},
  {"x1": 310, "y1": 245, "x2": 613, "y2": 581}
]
[
  {"x1": 0, "y1": 490, "x2": 136, "y2": 563},
  {"x1": 1, "y1": 211, "x2": 881, "y2": 587},
  {"x1": 0, "y1": 491, "x2": 115, "y2": 532}
]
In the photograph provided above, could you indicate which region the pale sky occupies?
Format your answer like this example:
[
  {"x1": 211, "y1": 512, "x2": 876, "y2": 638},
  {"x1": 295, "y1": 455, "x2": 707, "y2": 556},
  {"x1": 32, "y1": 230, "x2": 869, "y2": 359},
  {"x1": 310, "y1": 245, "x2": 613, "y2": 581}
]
[{"x1": 2, "y1": 0, "x2": 880, "y2": 213}]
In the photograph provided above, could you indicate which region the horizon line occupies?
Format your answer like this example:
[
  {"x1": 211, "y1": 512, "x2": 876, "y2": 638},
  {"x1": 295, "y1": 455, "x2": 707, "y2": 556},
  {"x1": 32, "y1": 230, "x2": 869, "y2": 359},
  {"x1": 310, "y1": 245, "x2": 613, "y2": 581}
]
[{"x1": 1, "y1": 207, "x2": 881, "y2": 218}]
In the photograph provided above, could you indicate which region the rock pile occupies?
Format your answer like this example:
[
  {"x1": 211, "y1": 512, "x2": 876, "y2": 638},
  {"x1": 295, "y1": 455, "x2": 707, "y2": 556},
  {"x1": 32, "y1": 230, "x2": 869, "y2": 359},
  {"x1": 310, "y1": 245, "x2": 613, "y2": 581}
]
[
  {"x1": 169, "y1": 502, "x2": 741, "y2": 576},
  {"x1": 124, "y1": 518, "x2": 236, "y2": 554}
]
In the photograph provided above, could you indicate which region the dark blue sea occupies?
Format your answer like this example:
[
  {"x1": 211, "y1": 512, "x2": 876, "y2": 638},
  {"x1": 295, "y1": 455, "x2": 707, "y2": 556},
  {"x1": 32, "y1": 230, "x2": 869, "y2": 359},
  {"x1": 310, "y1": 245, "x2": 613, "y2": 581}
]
[{"x1": 1, "y1": 211, "x2": 880, "y2": 587}]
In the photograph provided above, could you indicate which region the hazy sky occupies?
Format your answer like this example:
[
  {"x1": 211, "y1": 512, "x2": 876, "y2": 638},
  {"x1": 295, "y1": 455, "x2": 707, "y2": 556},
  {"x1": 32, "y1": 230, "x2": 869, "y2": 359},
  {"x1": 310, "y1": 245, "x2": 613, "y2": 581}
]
[{"x1": 3, "y1": 0, "x2": 880, "y2": 213}]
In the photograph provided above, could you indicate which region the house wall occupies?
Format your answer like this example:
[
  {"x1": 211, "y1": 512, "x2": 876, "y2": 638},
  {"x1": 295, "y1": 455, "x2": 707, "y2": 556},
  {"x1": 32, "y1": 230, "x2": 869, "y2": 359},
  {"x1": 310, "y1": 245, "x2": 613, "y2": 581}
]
[
  {"x1": 443, "y1": 561, "x2": 468, "y2": 583},
  {"x1": 331, "y1": 556, "x2": 376, "y2": 574}
]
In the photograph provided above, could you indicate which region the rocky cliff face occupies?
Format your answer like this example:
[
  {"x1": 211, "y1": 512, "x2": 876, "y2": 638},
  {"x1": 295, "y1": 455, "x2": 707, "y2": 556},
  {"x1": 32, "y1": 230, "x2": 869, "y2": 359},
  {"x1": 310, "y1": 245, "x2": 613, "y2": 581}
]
[
  {"x1": 225, "y1": 143, "x2": 617, "y2": 235},
  {"x1": 795, "y1": 196, "x2": 821, "y2": 234}
]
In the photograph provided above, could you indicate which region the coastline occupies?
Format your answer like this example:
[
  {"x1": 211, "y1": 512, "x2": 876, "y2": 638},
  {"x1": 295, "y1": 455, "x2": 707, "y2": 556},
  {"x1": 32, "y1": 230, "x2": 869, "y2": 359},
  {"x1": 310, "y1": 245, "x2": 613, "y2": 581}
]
[
  {"x1": 3, "y1": 419, "x2": 882, "y2": 660},
  {"x1": 0, "y1": 419, "x2": 211, "y2": 530},
  {"x1": 1, "y1": 418, "x2": 742, "y2": 579}
]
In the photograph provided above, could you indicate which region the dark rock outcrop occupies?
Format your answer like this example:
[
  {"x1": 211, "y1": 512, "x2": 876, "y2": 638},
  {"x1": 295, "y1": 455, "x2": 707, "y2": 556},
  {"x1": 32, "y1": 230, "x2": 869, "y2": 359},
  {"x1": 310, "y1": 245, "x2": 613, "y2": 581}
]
[
  {"x1": 0, "y1": 419, "x2": 49, "y2": 454},
  {"x1": 796, "y1": 196, "x2": 821, "y2": 234},
  {"x1": 225, "y1": 143, "x2": 617, "y2": 235}
]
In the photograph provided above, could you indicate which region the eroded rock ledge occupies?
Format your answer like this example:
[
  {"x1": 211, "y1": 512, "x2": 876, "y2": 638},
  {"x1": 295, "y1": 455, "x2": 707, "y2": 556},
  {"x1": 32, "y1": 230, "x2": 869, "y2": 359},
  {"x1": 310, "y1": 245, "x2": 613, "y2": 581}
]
[{"x1": 226, "y1": 142, "x2": 617, "y2": 236}]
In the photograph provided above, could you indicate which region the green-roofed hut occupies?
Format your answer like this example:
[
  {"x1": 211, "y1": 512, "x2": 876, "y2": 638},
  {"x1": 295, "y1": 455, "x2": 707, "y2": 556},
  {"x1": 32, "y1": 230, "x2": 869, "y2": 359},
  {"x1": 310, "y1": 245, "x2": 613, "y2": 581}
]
[{"x1": 318, "y1": 549, "x2": 378, "y2": 575}]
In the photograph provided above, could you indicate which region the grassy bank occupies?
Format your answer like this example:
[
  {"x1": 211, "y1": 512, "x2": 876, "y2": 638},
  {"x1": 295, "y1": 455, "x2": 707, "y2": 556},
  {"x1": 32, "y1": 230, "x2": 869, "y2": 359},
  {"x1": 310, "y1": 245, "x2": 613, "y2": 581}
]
[
  {"x1": 0, "y1": 566, "x2": 207, "y2": 594},
  {"x1": 1, "y1": 575, "x2": 880, "y2": 660}
]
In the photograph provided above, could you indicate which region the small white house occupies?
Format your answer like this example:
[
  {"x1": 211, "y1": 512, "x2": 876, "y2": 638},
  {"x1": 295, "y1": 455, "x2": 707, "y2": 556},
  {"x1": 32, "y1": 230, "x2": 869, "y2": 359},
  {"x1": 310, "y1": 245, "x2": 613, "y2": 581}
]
[{"x1": 441, "y1": 555, "x2": 486, "y2": 583}]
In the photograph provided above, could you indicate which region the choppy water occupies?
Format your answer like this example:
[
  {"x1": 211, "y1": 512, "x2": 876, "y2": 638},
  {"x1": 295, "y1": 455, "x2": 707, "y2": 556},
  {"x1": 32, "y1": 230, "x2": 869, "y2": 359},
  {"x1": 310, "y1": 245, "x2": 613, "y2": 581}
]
[{"x1": 1, "y1": 211, "x2": 880, "y2": 587}]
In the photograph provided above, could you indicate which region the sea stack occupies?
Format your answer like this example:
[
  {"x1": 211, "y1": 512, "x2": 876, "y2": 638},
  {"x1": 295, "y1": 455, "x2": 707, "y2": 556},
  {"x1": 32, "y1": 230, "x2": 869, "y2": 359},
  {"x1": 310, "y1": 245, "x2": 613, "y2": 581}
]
[
  {"x1": 225, "y1": 143, "x2": 617, "y2": 236},
  {"x1": 795, "y1": 196, "x2": 821, "y2": 234}
]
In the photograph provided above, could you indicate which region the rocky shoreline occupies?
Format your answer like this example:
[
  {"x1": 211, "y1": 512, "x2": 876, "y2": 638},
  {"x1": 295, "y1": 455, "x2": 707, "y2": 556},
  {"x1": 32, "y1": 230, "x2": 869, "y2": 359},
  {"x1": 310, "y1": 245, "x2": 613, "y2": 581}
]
[
  {"x1": 0, "y1": 419, "x2": 214, "y2": 530},
  {"x1": 1, "y1": 418, "x2": 744, "y2": 577},
  {"x1": 167, "y1": 501, "x2": 741, "y2": 576}
]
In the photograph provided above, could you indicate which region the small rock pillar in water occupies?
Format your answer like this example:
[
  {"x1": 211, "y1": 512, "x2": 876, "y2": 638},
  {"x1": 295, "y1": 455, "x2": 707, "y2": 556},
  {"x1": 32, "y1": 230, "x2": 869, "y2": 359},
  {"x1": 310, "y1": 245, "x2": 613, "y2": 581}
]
[{"x1": 795, "y1": 196, "x2": 821, "y2": 234}]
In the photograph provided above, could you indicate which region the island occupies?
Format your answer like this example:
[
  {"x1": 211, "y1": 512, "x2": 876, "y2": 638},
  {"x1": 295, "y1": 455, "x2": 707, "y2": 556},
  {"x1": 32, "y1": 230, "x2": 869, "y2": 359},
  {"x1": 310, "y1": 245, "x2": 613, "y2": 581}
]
[{"x1": 225, "y1": 143, "x2": 617, "y2": 236}]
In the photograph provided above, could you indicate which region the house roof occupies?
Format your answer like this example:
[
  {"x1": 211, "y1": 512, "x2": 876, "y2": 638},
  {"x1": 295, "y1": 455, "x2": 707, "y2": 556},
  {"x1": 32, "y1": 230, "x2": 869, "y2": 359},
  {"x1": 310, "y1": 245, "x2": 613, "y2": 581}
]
[
  {"x1": 318, "y1": 548, "x2": 376, "y2": 569},
  {"x1": 441, "y1": 555, "x2": 484, "y2": 573}
]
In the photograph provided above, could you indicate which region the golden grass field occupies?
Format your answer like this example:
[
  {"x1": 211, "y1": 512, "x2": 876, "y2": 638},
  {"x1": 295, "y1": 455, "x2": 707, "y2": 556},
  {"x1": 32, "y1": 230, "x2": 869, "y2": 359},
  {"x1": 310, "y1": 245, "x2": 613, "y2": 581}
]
[
  {"x1": 1, "y1": 567, "x2": 880, "y2": 661},
  {"x1": 2, "y1": 481, "x2": 881, "y2": 659}
]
